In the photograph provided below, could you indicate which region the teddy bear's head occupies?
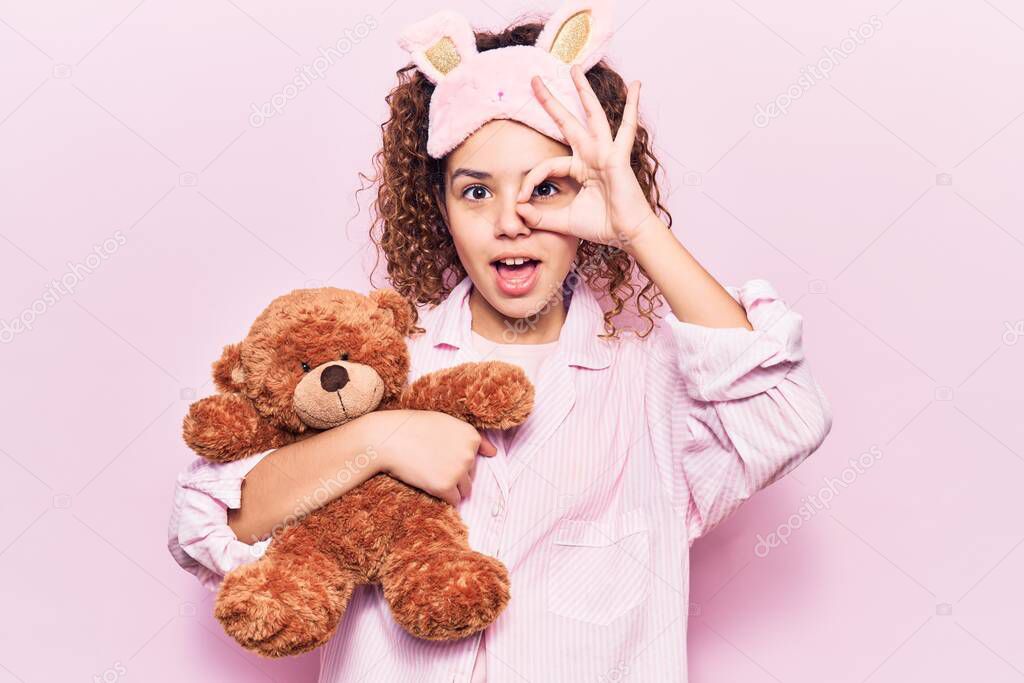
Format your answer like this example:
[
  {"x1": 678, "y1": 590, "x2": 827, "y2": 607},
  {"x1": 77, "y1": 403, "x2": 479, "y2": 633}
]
[{"x1": 187, "y1": 289, "x2": 417, "y2": 462}]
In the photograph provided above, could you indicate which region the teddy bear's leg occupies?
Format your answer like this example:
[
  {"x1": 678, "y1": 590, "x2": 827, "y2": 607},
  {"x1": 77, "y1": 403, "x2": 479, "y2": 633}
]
[
  {"x1": 214, "y1": 528, "x2": 356, "y2": 658},
  {"x1": 378, "y1": 495, "x2": 511, "y2": 640},
  {"x1": 382, "y1": 547, "x2": 510, "y2": 640}
]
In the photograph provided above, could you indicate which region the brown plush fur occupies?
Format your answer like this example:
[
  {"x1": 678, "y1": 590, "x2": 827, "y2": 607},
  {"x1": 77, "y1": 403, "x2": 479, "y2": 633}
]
[{"x1": 181, "y1": 287, "x2": 534, "y2": 658}]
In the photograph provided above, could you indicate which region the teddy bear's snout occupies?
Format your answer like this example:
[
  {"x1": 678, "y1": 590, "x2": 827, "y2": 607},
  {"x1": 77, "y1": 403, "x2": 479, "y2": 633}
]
[
  {"x1": 293, "y1": 360, "x2": 386, "y2": 430},
  {"x1": 320, "y1": 364, "x2": 350, "y2": 392}
]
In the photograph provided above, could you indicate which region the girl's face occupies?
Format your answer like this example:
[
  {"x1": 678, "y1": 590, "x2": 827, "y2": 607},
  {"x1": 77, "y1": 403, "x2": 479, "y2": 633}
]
[{"x1": 444, "y1": 120, "x2": 580, "y2": 324}]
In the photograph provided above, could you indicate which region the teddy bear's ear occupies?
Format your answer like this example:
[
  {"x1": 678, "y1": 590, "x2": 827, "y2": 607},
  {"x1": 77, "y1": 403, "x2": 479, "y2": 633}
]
[
  {"x1": 370, "y1": 289, "x2": 418, "y2": 336},
  {"x1": 212, "y1": 343, "x2": 245, "y2": 393}
]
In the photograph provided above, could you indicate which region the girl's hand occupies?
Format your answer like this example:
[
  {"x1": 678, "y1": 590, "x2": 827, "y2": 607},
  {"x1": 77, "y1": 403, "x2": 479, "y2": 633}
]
[
  {"x1": 359, "y1": 409, "x2": 496, "y2": 507},
  {"x1": 515, "y1": 64, "x2": 656, "y2": 248}
]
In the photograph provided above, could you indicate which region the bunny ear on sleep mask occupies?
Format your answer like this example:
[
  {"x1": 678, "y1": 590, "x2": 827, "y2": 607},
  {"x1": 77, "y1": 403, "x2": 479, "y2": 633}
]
[
  {"x1": 397, "y1": 0, "x2": 616, "y2": 158},
  {"x1": 396, "y1": 10, "x2": 479, "y2": 84}
]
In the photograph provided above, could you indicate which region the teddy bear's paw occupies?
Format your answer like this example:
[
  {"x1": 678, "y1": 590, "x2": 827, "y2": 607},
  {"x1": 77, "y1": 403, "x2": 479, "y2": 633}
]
[
  {"x1": 383, "y1": 549, "x2": 511, "y2": 641},
  {"x1": 214, "y1": 557, "x2": 352, "y2": 658},
  {"x1": 465, "y1": 361, "x2": 535, "y2": 430}
]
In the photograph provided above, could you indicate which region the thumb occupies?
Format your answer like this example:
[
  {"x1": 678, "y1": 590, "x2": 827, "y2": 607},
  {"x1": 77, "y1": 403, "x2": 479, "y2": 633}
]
[
  {"x1": 478, "y1": 434, "x2": 497, "y2": 457},
  {"x1": 516, "y1": 201, "x2": 571, "y2": 234}
]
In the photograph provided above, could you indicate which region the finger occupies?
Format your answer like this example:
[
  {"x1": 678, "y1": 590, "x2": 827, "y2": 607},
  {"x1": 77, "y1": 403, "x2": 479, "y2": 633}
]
[
  {"x1": 516, "y1": 201, "x2": 572, "y2": 234},
  {"x1": 517, "y1": 156, "x2": 574, "y2": 203},
  {"x1": 570, "y1": 64, "x2": 612, "y2": 141},
  {"x1": 614, "y1": 80, "x2": 641, "y2": 159},
  {"x1": 457, "y1": 473, "x2": 472, "y2": 499},
  {"x1": 478, "y1": 434, "x2": 497, "y2": 457},
  {"x1": 531, "y1": 75, "x2": 589, "y2": 148},
  {"x1": 442, "y1": 486, "x2": 461, "y2": 507}
]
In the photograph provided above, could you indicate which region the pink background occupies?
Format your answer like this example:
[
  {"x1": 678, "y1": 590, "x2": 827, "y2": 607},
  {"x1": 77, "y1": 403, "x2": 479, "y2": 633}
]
[{"x1": 2, "y1": 1, "x2": 1022, "y2": 681}]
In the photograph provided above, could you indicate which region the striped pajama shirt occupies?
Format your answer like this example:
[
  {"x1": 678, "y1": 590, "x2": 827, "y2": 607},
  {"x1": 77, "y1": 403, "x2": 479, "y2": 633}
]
[{"x1": 167, "y1": 273, "x2": 832, "y2": 682}]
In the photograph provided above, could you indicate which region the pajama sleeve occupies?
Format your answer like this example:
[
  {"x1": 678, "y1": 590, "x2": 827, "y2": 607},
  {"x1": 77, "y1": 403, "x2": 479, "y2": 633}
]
[
  {"x1": 645, "y1": 279, "x2": 833, "y2": 543},
  {"x1": 167, "y1": 450, "x2": 273, "y2": 592}
]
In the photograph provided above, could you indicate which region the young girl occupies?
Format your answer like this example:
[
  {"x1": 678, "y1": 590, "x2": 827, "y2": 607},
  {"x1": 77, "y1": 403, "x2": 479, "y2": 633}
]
[{"x1": 168, "y1": 2, "x2": 832, "y2": 680}]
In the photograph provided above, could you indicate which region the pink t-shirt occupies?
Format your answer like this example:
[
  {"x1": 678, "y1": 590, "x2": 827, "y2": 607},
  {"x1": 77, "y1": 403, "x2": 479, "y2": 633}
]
[
  {"x1": 467, "y1": 330, "x2": 560, "y2": 683},
  {"x1": 469, "y1": 329, "x2": 559, "y2": 382},
  {"x1": 470, "y1": 329, "x2": 559, "y2": 452}
]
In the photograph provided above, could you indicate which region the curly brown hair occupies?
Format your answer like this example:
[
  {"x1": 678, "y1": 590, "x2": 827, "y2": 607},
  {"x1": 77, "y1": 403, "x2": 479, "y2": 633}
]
[{"x1": 361, "y1": 17, "x2": 671, "y2": 338}]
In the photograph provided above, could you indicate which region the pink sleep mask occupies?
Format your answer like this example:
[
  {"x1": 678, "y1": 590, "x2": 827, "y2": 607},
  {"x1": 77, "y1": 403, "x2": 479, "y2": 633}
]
[{"x1": 397, "y1": 0, "x2": 615, "y2": 158}]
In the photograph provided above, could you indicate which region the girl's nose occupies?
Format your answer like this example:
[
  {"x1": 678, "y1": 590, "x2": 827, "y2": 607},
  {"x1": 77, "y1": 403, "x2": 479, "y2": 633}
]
[{"x1": 494, "y1": 195, "x2": 531, "y2": 238}]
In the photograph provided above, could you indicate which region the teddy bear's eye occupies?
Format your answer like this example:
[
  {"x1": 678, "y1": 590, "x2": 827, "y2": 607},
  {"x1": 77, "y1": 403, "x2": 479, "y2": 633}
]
[
  {"x1": 340, "y1": 352, "x2": 349, "y2": 361},
  {"x1": 300, "y1": 361, "x2": 311, "y2": 372}
]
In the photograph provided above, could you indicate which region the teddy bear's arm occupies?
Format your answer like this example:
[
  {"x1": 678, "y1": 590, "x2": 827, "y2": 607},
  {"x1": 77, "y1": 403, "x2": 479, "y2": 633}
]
[
  {"x1": 183, "y1": 393, "x2": 297, "y2": 463},
  {"x1": 396, "y1": 361, "x2": 534, "y2": 431}
]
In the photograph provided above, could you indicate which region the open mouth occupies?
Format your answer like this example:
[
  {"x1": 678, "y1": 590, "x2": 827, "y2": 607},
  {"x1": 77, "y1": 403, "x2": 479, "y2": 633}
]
[{"x1": 491, "y1": 256, "x2": 541, "y2": 296}]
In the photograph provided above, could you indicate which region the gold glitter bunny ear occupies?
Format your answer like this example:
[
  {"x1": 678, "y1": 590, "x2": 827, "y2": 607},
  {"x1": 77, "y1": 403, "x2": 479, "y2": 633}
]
[
  {"x1": 535, "y1": 0, "x2": 615, "y2": 70},
  {"x1": 397, "y1": 10, "x2": 479, "y2": 84}
]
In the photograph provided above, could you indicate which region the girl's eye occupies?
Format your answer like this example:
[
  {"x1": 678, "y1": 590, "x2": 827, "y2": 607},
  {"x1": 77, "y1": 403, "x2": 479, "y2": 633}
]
[
  {"x1": 340, "y1": 352, "x2": 349, "y2": 361},
  {"x1": 462, "y1": 184, "x2": 492, "y2": 201},
  {"x1": 532, "y1": 181, "x2": 559, "y2": 199},
  {"x1": 300, "y1": 361, "x2": 311, "y2": 372}
]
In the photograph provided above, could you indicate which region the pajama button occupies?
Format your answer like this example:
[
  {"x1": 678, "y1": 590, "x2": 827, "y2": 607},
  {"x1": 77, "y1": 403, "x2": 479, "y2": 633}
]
[{"x1": 491, "y1": 501, "x2": 503, "y2": 517}]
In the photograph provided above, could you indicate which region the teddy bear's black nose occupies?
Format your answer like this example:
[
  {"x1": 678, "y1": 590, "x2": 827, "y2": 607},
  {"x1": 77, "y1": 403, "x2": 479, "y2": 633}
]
[{"x1": 320, "y1": 364, "x2": 350, "y2": 392}]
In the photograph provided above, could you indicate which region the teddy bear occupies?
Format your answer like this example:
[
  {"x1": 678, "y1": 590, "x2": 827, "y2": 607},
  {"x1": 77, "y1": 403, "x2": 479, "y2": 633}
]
[{"x1": 181, "y1": 286, "x2": 534, "y2": 658}]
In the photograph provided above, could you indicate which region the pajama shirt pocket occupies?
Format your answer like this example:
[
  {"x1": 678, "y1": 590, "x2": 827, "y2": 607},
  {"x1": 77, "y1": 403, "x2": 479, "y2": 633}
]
[{"x1": 545, "y1": 508, "x2": 652, "y2": 626}]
